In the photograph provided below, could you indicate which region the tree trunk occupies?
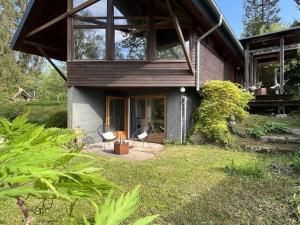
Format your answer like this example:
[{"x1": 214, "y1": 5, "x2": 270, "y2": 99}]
[{"x1": 17, "y1": 197, "x2": 34, "y2": 225}]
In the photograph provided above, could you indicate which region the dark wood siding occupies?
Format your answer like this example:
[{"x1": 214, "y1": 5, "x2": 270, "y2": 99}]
[
  {"x1": 67, "y1": 61, "x2": 195, "y2": 87},
  {"x1": 200, "y1": 43, "x2": 235, "y2": 84}
]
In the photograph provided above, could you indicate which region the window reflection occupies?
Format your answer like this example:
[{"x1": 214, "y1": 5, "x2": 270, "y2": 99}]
[
  {"x1": 73, "y1": 0, "x2": 107, "y2": 17},
  {"x1": 74, "y1": 29, "x2": 106, "y2": 60},
  {"x1": 146, "y1": 98, "x2": 165, "y2": 134},
  {"x1": 156, "y1": 29, "x2": 189, "y2": 60},
  {"x1": 115, "y1": 29, "x2": 147, "y2": 60}
]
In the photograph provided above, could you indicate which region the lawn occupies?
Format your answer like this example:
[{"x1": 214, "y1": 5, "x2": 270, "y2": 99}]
[
  {"x1": 25, "y1": 101, "x2": 66, "y2": 125},
  {"x1": 0, "y1": 145, "x2": 299, "y2": 225}
]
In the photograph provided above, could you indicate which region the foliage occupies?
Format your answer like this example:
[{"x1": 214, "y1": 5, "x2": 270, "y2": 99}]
[
  {"x1": 0, "y1": 97, "x2": 26, "y2": 121},
  {"x1": 163, "y1": 139, "x2": 183, "y2": 146},
  {"x1": 295, "y1": 0, "x2": 300, "y2": 10},
  {"x1": 258, "y1": 22, "x2": 288, "y2": 35},
  {"x1": 193, "y1": 80, "x2": 253, "y2": 144},
  {"x1": 76, "y1": 187, "x2": 158, "y2": 225},
  {"x1": 246, "y1": 122, "x2": 288, "y2": 139},
  {"x1": 242, "y1": 0, "x2": 280, "y2": 37},
  {"x1": 0, "y1": 0, "x2": 44, "y2": 97},
  {"x1": 0, "y1": 115, "x2": 113, "y2": 223},
  {"x1": 45, "y1": 110, "x2": 67, "y2": 128},
  {"x1": 290, "y1": 153, "x2": 300, "y2": 173},
  {"x1": 225, "y1": 160, "x2": 265, "y2": 178}
]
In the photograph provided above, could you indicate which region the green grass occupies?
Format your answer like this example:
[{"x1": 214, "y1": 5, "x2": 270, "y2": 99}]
[
  {"x1": 25, "y1": 101, "x2": 66, "y2": 125},
  {"x1": 0, "y1": 145, "x2": 299, "y2": 225}
]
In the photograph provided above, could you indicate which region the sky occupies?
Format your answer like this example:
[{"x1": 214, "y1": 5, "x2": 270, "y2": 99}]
[{"x1": 215, "y1": 0, "x2": 300, "y2": 38}]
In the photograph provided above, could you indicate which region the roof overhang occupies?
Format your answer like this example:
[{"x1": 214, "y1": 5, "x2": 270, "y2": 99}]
[
  {"x1": 11, "y1": 0, "x2": 244, "y2": 64},
  {"x1": 240, "y1": 26, "x2": 300, "y2": 50},
  {"x1": 11, "y1": 0, "x2": 67, "y2": 61}
]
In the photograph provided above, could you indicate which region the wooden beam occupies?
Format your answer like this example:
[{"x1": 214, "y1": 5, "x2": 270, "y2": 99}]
[
  {"x1": 244, "y1": 45, "x2": 250, "y2": 91},
  {"x1": 165, "y1": 0, "x2": 194, "y2": 75},
  {"x1": 23, "y1": 40, "x2": 63, "y2": 53},
  {"x1": 279, "y1": 37, "x2": 285, "y2": 94},
  {"x1": 250, "y1": 44, "x2": 299, "y2": 56},
  {"x1": 37, "y1": 47, "x2": 67, "y2": 82},
  {"x1": 26, "y1": 0, "x2": 99, "y2": 38},
  {"x1": 67, "y1": 0, "x2": 73, "y2": 62}
]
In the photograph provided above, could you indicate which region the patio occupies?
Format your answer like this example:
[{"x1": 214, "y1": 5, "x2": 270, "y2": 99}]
[{"x1": 83, "y1": 140, "x2": 164, "y2": 161}]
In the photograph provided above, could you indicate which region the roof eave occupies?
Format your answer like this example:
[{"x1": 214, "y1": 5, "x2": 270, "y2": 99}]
[{"x1": 10, "y1": 0, "x2": 35, "y2": 49}]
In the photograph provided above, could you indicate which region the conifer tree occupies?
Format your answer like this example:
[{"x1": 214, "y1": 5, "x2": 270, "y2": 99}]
[{"x1": 242, "y1": 0, "x2": 281, "y2": 37}]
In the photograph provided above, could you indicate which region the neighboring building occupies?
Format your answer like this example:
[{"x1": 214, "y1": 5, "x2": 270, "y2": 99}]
[
  {"x1": 11, "y1": 87, "x2": 34, "y2": 102},
  {"x1": 11, "y1": 0, "x2": 244, "y2": 143}
]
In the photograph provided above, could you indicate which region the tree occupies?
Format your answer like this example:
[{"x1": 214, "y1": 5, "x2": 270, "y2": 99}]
[
  {"x1": 0, "y1": 0, "x2": 43, "y2": 97},
  {"x1": 242, "y1": 0, "x2": 281, "y2": 37},
  {"x1": 295, "y1": 0, "x2": 300, "y2": 9}
]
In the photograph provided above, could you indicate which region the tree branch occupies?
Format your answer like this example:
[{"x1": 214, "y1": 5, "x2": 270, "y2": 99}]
[{"x1": 17, "y1": 197, "x2": 34, "y2": 225}]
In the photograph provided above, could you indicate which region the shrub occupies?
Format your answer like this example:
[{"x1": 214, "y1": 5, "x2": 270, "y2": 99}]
[
  {"x1": 75, "y1": 187, "x2": 158, "y2": 225},
  {"x1": 246, "y1": 122, "x2": 288, "y2": 139},
  {"x1": 225, "y1": 160, "x2": 265, "y2": 178},
  {"x1": 0, "y1": 115, "x2": 113, "y2": 224},
  {"x1": 193, "y1": 80, "x2": 253, "y2": 144},
  {"x1": 45, "y1": 110, "x2": 68, "y2": 128},
  {"x1": 0, "y1": 98, "x2": 26, "y2": 121}
]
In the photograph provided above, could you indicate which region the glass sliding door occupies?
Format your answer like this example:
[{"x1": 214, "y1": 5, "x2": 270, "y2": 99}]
[
  {"x1": 129, "y1": 96, "x2": 166, "y2": 138},
  {"x1": 146, "y1": 98, "x2": 165, "y2": 134},
  {"x1": 106, "y1": 96, "x2": 127, "y2": 138}
]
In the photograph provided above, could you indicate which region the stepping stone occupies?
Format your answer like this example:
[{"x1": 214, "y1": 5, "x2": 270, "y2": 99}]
[
  {"x1": 241, "y1": 145, "x2": 296, "y2": 154},
  {"x1": 260, "y1": 135, "x2": 300, "y2": 144},
  {"x1": 287, "y1": 128, "x2": 300, "y2": 136}
]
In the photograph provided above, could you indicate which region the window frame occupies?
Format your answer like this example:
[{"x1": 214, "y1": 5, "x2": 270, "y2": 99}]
[{"x1": 70, "y1": 0, "x2": 193, "y2": 62}]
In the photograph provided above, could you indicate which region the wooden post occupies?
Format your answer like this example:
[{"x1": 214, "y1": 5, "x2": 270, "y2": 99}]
[
  {"x1": 279, "y1": 37, "x2": 285, "y2": 94},
  {"x1": 249, "y1": 56, "x2": 253, "y2": 86},
  {"x1": 244, "y1": 45, "x2": 250, "y2": 91},
  {"x1": 253, "y1": 60, "x2": 257, "y2": 85},
  {"x1": 165, "y1": 0, "x2": 194, "y2": 75}
]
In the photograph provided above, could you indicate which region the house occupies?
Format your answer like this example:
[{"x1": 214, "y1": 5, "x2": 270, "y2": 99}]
[
  {"x1": 11, "y1": 0, "x2": 244, "y2": 143},
  {"x1": 11, "y1": 87, "x2": 34, "y2": 102}
]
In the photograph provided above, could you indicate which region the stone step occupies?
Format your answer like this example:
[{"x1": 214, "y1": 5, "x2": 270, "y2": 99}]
[
  {"x1": 260, "y1": 135, "x2": 300, "y2": 144},
  {"x1": 241, "y1": 144, "x2": 297, "y2": 154},
  {"x1": 287, "y1": 128, "x2": 300, "y2": 136}
]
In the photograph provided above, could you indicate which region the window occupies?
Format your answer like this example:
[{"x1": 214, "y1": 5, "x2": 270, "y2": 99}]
[
  {"x1": 74, "y1": 29, "x2": 106, "y2": 60},
  {"x1": 113, "y1": 0, "x2": 149, "y2": 60},
  {"x1": 146, "y1": 98, "x2": 165, "y2": 134},
  {"x1": 71, "y1": 0, "x2": 191, "y2": 61},
  {"x1": 155, "y1": 29, "x2": 189, "y2": 60},
  {"x1": 73, "y1": 0, "x2": 107, "y2": 60},
  {"x1": 73, "y1": 0, "x2": 107, "y2": 17},
  {"x1": 115, "y1": 29, "x2": 147, "y2": 60}
]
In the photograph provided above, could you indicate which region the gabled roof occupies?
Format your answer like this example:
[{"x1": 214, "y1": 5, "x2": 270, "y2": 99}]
[{"x1": 11, "y1": 0, "x2": 244, "y2": 63}]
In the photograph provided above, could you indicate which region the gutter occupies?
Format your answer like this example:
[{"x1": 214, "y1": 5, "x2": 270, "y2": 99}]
[
  {"x1": 207, "y1": 0, "x2": 244, "y2": 56},
  {"x1": 196, "y1": 14, "x2": 223, "y2": 92}
]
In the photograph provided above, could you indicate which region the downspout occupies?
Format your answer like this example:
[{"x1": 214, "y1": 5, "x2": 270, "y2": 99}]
[{"x1": 196, "y1": 14, "x2": 223, "y2": 92}]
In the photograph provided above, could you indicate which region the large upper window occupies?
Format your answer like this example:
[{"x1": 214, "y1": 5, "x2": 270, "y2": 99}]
[
  {"x1": 72, "y1": 0, "x2": 191, "y2": 61},
  {"x1": 73, "y1": 0, "x2": 107, "y2": 60},
  {"x1": 156, "y1": 29, "x2": 189, "y2": 60},
  {"x1": 115, "y1": 29, "x2": 147, "y2": 60},
  {"x1": 113, "y1": 0, "x2": 149, "y2": 60}
]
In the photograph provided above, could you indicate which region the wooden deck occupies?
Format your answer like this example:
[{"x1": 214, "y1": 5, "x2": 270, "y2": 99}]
[{"x1": 249, "y1": 95, "x2": 300, "y2": 113}]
